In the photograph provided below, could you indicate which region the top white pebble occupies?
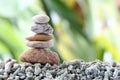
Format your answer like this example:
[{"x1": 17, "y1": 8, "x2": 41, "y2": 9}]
[{"x1": 32, "y1": 14, "x2": 50, "y2": 23}]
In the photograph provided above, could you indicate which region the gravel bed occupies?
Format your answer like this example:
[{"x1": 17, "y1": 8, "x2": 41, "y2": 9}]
[{"x1": 0, "y1": 59, "x2": 120, "y2": 80}]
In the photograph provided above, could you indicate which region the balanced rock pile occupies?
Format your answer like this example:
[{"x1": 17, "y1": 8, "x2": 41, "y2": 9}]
[{"x1": 20, "y1": 14, "x2": 59, "y2": 64}]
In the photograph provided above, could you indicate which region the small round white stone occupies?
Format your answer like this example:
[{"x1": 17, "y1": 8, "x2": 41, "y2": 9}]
[{"x1": 32, "y1": 14, "x2": 50, "y2": 23}]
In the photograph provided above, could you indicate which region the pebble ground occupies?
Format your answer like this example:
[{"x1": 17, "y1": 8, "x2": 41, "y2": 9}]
[{"x1": 0, "y1": 59, "x2": 120, "y2": 80}]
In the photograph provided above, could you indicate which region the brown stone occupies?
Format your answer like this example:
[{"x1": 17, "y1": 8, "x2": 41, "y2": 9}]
[
  {"x1": 26, "y1": 34, "x2": 53, "y2": 41},
  {"x1": 20, "y1": 49, "x2": 60, "y2": 64}
]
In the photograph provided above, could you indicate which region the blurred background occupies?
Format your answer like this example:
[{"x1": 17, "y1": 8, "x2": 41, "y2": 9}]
[{"x1": 0, "y1": 0, "x2": 120, "y2": 62}]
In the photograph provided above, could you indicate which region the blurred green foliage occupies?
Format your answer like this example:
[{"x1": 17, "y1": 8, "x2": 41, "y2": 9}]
[{"x1": 0, "y1": 0, "x2": 120, "y2": 62}]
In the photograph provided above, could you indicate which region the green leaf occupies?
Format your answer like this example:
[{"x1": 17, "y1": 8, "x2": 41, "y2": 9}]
[
  {"x1": 41, "y1": 0, "x2": 91, "y2": 43},
  {"x1": 0, "y1": 19, "x2": 25, "y2": 61}
]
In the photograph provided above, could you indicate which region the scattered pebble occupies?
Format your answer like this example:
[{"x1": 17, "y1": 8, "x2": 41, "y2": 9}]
[{"x1": 0, "y1": 59, "x2": 120, "y2": 80}]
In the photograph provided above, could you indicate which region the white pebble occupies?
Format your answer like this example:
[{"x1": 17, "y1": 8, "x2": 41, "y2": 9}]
[
  {"x1": 34, "y1": 63, "x2": 41, "y2": 75},
  {"x1": 0, "y1": 61, "x2": 5, "y2": 69},
  {"x1": 12, "y1": 63, "x2": 20, "y2": 70},
  {"x1": 32, "y1": 14, "x2": 50, "y2": 23},
  {"x1": 5, "y1": 61, "x2": 16, "y2": 73},
  {"x1": 26, "y1": 66, "x2": 33, "y2": 72},
  {"x1": 0, "y1": 72, "x2": 8, "y2": 79}
]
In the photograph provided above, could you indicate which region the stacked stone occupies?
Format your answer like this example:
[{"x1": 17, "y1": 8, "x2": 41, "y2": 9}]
[{"x1": 20, "y1": 14, "x2": 60, "y2": 64}]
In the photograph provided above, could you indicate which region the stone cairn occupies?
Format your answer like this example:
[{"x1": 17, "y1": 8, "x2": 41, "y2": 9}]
[
  {"x1": 20, "y1": 14, "x2": 60, "y2": 64},
  {"x1": 1, "y1": 14, "x2": 120, "y2": 80}
]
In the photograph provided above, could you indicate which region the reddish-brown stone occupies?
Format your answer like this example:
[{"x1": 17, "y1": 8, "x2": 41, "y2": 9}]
[{"x1": 20, "y1": 49, "x2": 60, "y2": 64}]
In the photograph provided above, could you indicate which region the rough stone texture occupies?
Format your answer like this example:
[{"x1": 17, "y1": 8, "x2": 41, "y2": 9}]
[
  {"x1": 26, "y1": 34, "x2": 53, "y2": 41},
  {"x1": 26, "y1": 40, "x2": 53, "y2": 48},
  {"x1": 1, "y1": 59, "x2": 120, "y2": 80},
  {"x1": 32, "y1": 14, "x2": 50, "y2": 23},
  {"x1": 31, "y1": 23, "x2": 53, "y2": 34},
  {"x1": 20, "y1": 49, "x2": 59, "y2": 64}
]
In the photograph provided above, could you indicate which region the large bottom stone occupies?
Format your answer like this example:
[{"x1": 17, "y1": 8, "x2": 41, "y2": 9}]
[{"x1": 20, "y1": 49, "x2": 59, "y2": 64}]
